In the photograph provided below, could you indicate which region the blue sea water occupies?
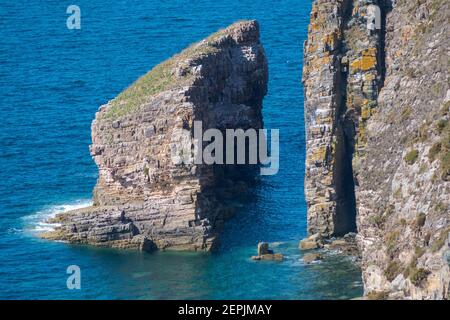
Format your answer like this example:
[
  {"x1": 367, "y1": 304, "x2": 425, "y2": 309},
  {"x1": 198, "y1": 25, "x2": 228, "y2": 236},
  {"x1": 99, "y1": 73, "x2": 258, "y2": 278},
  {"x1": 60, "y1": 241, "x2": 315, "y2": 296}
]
[{"x1": 0, "y1": 0, "x2": 362, "y2": 299}]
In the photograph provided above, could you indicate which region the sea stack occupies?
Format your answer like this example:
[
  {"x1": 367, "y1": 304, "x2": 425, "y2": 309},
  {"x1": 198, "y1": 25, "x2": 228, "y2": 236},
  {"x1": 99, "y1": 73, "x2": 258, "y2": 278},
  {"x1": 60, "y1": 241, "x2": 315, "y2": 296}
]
[
  {"x1": 43, "y1": 20, "x2": 268, "y2": 251},
  {"x1": 303, "y1": 0, "x2": 449, "y2": 299}
]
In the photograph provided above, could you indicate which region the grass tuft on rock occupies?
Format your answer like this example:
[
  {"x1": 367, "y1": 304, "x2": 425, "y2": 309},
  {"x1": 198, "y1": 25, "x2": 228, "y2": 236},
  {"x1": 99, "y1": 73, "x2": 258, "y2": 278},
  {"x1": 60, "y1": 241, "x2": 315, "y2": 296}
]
[
  {"x1": 404, "y1": 149, "x2": 419, "y2": 165},
  {"x1": 430, "y1": 227, "x2": 450, "y2": 253},
  {"x1": 415, "y1": 212, "x2": 426, "y2": 228},
  {"x1": 428, "y1": 142, "x2": 442, "y2": 162},
  {"x1": 435, "y1": 119, "x2": 447, "y2": 134},
  {"x1": 409, "y1": 268, "x2": 430, "y2": 287},
  {"x1": 384, "y1": 261, "x2": 401, "y2": 282},
  {"x1": 440, "y1": 151, "x2": 450, "y2": 178}
]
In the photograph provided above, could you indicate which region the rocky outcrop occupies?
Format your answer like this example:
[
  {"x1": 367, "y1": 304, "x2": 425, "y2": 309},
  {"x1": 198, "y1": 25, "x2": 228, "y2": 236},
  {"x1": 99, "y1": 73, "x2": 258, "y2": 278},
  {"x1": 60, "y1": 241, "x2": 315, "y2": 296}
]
[
  {"x1": 303, "y1": 0, "x2": 449, "y2": 299},
  {"x1": 42, "y1": 20, "x2": 268, "y2": 252},
  {"x1": 251, "y1": 242, "x2": 284, "y2": 261},
  {"x1": 299, "y1": 233, "x2": 323, "y2": 250}
]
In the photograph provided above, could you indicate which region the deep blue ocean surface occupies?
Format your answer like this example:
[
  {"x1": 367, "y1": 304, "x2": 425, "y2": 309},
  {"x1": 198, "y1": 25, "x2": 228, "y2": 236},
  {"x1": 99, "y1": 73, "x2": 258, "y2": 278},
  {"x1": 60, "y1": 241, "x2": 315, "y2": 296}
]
[{"x1": 0, "y1": 0, "x2": 362, "y2": 299}]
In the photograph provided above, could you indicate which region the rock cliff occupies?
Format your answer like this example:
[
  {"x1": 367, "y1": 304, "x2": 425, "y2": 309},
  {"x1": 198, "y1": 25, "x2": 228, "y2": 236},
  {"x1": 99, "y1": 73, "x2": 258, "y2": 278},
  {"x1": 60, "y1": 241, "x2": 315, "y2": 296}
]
[
  {"x1": 303, "y1": 0, "x2": 449, "y2": 299},
  {"x1": 43, "y1": 20, "x2": 268, "y2": 251}
]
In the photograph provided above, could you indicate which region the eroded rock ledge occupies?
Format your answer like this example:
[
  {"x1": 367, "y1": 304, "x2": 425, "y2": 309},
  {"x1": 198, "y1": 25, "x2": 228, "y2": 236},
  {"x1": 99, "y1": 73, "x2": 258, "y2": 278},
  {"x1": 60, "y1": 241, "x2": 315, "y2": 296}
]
[
  {"x1": 43, "y1": 20, "x2": 268, "y2": 252},
  {"x1": 304, "y1": 0, "x2": 449, "y2": 299}
]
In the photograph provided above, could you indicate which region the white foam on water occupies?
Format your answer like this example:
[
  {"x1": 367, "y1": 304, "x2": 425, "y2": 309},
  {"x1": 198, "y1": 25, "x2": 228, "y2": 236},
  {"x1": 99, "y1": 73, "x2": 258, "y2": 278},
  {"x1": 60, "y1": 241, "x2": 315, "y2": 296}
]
[
  {"x1": 7, "y1": 227, "x2": 22, "y2": 234},
  {"x1": 23, "y1": 199, "x2": 92, "y2": 234}
]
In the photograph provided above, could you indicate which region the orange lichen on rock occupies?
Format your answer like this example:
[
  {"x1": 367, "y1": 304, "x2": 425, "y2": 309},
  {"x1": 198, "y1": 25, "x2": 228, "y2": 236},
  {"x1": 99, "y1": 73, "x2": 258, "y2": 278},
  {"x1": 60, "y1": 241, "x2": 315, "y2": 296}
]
[
  {"x1": 309, "y1": 146, "x2": 328, "y2": 164},
  {"x1": 350, "y1": 48, "x2": 378, "y2": 72},
  {"x1": 361, "y1": 105, "x2": 371, "y2": 120},
  {"x1": 307, "y1": 55, "x2": 333, "y2": 70}
]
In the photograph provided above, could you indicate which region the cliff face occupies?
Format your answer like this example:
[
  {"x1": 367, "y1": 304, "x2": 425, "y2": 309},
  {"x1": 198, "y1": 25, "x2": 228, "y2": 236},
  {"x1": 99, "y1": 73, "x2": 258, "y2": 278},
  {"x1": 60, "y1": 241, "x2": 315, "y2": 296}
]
[
  {"x1": 303, "y1": 0, "x2": 382, "y2": 237},
  {"x1": 304, "y1": 0, "x2": 449, "y2": 299},
  {"x1": 43, "y1": 20, "x2": 268, "y2": 251}
]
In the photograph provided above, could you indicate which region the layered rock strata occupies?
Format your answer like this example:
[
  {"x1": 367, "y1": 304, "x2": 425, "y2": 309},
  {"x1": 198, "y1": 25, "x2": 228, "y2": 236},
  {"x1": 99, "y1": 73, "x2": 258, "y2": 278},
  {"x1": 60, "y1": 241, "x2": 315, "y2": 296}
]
[
  {"x1": 43, "y1": 20, "x2": 268, "y2": 251},
  {"x1": 304, "y1": 0, "x2": 449, "y2": 299}
]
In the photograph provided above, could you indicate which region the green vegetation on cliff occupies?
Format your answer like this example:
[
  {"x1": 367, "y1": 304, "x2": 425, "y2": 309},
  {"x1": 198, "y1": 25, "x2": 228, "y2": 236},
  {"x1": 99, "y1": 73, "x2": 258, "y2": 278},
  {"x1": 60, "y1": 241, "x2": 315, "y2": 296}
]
[{"x1": 404, "y1": 149, "x2": 419, "y2": 165}]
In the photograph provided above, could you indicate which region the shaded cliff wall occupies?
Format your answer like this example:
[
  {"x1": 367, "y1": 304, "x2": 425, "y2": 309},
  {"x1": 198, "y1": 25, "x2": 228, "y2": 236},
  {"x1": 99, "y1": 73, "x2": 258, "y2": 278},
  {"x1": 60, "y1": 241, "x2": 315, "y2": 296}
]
[
  {"x1": 43, "y1": 20, "x2": 268, "y2": 252},
  {"x1": 304, "y1": 0, "x2": 449, "y2": 299}
]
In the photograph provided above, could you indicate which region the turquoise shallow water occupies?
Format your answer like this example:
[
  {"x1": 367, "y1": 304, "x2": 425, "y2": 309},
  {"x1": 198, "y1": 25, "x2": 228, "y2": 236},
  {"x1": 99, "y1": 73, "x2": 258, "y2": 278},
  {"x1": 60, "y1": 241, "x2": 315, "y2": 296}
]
[{"x1": 0, "y1": 0, "x2": 362, "y2": 299}]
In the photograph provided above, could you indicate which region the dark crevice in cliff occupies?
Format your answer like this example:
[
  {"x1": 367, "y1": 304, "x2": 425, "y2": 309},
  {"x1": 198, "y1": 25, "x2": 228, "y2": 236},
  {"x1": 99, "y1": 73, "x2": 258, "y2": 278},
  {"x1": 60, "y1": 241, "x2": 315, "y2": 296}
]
[
  {"x1": 335, "y1": 60, "x2": 358, "y2": 235},
  {"x1": 331, "y1": 0, "x2": 358, "y2": 236},
  {"x1": 334, "y1": 125, "x2": 357, "y2": 236},
  {"x1": 333, "y1": 64, "x2": 358, "y2": 236}
]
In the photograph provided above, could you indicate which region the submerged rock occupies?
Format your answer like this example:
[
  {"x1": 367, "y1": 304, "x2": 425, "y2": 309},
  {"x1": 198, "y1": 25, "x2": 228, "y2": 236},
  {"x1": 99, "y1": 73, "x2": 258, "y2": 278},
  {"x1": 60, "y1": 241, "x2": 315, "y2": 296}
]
[
  {"x1": 302, "y1": 252, "x2": 322, "y2": 264},
  {"x1": 42, "y1": 20, "x2": 268, "y2": 252},
  {"x1": 251, "y1": 253, "x2": 284, "y2": 262}
]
